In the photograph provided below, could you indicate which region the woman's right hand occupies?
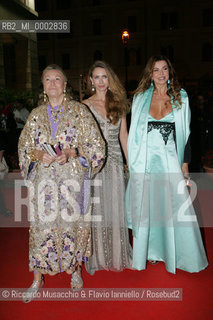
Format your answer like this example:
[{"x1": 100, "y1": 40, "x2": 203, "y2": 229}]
[{"x1": 35, "y1": 150, "x2": 56, "y2": 165}]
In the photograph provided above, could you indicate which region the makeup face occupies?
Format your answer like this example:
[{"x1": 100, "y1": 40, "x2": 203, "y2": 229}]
[
  {"x1": 90, "y1": 67, "x2": 109, "y2": 92},
  {"x1": 43, "y1": 69, "x2": 66, "y2": 99},
  {"x1": 152, "y1": 60, "x2": 169, "y2": 86}
]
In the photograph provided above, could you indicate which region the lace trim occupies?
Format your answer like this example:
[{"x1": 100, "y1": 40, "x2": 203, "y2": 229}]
[{"x1": 147, "y1": 121, "x2": 175, "y2": 145}]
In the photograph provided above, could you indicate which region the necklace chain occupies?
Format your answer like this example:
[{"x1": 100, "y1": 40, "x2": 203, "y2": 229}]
[{"x1": 49, "y1": 105, "x2": 64, "y2": 124}]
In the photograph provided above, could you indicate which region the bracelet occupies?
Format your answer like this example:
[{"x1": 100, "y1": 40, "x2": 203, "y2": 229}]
[
  {"x1": 75, "y1": 148, "x2": 79, "y2": 157},
  {"x1": 29, "y1": 150, "x2": 39, "y2": 162}
]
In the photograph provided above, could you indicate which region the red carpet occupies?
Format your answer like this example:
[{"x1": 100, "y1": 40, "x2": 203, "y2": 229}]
[
  {"x1": 0, "y1": 173, "x2": 212, "y2": 319},
  {"x1": 0, "y1": 225, "x2": 212, "y2": 320}
]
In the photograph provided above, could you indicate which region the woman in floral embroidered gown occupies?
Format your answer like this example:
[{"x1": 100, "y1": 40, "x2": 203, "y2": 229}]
[
  {"x1": 18, "y1": 64, "x2": 105, "y2": 302},
  {"x1": 83, "y1": 61, "x2": 132, "y2": 274}
]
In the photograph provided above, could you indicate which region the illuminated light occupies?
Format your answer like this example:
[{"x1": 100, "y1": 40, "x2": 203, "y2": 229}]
[{"x1": 122, "y1": 30, "x2": 130, "y2": 44}]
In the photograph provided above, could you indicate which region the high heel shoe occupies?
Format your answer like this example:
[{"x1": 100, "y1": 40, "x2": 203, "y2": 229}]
[
  {"x1": 85, "y1": 262, "x2": 95, "y2": 276},
  {"x1": 22, "y1": 275, "x2": 44, "y2": 303},
  {"x1": 149, "y1": 260, "x2": 159, "y2": 265},
  {"x1": 71, "y1": 269, "x2": 83, "y2": 291}
]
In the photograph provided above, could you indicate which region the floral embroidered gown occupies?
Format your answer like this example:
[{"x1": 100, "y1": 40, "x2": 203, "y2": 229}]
[
  {"x1": 18, "y1": 101, "x2": 105, "y2": 275},
  {"x1": 85, "y1": 106, "x2": 132, "y2": 274}
]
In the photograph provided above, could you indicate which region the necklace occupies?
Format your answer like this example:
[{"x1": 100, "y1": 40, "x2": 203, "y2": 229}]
[
  {"x1": 48, "y1": 105, "x2": 64, "y2": 139},
  {"x1": 48, "y1": 105, "x2": 64, "y2": 124}
]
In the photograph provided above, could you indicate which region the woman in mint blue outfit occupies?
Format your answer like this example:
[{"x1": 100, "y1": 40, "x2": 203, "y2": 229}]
[{"x1": 126, "y1": 55, "x2": 208, "y2": 274}]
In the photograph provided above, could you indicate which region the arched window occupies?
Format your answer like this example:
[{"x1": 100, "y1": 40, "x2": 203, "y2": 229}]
[{"x1": 202, "y1": 43, "x2": 212, "y2": 61}]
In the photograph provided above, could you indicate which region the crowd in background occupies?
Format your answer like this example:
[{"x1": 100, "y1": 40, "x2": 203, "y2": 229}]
[
  {"x1": 0, "y1": 98, "x2": 29, "y2": 169},
  {"x1": 0, "y1": 87, "x2": 213, "y2": 171},
  {"x1": 188, "y1": 89, "x2": 213, "y2": 171}
]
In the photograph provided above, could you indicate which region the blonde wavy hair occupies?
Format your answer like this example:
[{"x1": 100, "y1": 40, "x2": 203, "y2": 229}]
[
  {"x1": 87, "y1": 61, "x2": 128, "y2": 124},
  {"x1": 38, "y1": 64, "x2": 72, "y2": 105},
  {"x1": 135, "y1": 55, "x2": 182, "y2": 108}
]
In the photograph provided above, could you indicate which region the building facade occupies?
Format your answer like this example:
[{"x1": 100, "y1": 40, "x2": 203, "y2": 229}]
[
  {"x1": 0, "y1": 0, "x2": 39, "y2": 91},
  {"x1": 35, "y1": 0, "x2": 213, "y2": 94}
]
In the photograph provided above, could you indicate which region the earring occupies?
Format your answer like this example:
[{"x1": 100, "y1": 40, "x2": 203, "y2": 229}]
[
  {"x1": 91, "y1": 83, "x2": 95, "y2": 92},
  {"x1": 63, "y1": 88, "x2": 67, "y2": 101},
  {"x1": 150, "y1": 81, "x2": 154, "y2": 87},
  {"x1": 108, "y1": 87, "x2": 110, "y2": 91},
  {"x1": 43, "y1": 91, "x2": 47, "y2": 103},
  {"x1": 167, "y1": 79, "x2": 171, "y2": 89}
]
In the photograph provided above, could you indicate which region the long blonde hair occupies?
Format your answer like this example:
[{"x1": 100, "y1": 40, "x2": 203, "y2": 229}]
[
  {"x1": 135, "y1": 55, "x2": 182, "y2": 108},
  {"x1": 87, "y1": 61, "x2": 128, "y2": 124}
]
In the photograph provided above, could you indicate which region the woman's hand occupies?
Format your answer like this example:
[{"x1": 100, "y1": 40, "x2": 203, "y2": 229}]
[
  {"x1": 181, "y1": 162, "x2": 189, "y2": 178},
  {"x1": 56, "y1": 153, "x2": 68, "y2": 165},
  {"x1": 35, "y1": 150, "x2": 56, "y2": 165},
  {"x1": 182, "y1": 162, "x2": 191, "y2": 187},
  {"x1": 55, "y1": 148, "x2": 77, "y2": 165}
]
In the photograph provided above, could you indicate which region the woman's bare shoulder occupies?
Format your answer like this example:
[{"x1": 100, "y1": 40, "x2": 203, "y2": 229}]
[{"x1": 82, "y1": 98, "x2": 94, "y2": 108}]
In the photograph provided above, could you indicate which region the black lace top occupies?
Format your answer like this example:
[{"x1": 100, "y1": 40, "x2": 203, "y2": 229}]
[
  {"x1": 147, "y1": 121, "x2": 191, "y2": 163},
  {"x1": 147, "y1": 121, "x2": 175, "y2": 145}
]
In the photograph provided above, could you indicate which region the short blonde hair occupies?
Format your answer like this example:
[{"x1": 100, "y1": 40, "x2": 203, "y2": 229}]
[{"x1": 41, "y1": 64, "x2": 67, "y2": 82}]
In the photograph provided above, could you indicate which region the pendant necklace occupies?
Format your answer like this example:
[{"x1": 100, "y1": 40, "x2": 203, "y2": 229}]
[
  {"x1": 48, "y1": 104, "x2": 64, "y2": 139},
  {"x1": 49, "y1": 104, "x2": 64, "y2": 124}
]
